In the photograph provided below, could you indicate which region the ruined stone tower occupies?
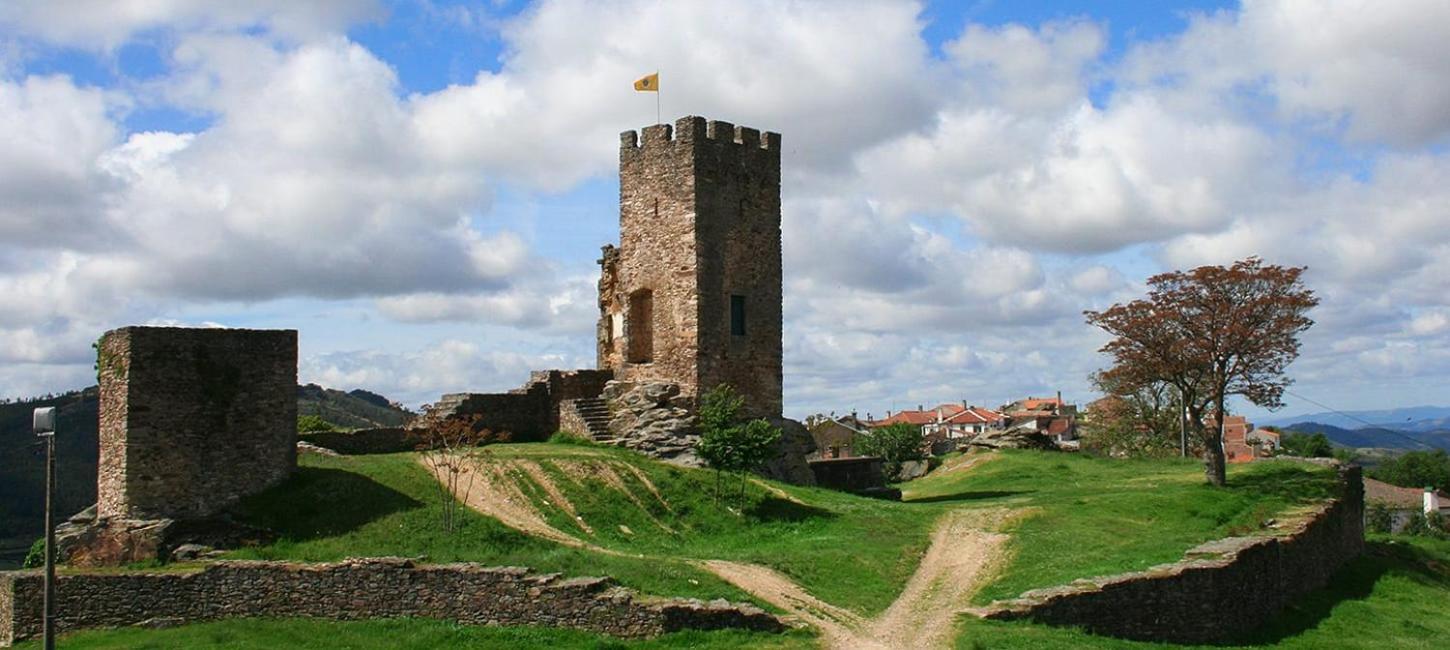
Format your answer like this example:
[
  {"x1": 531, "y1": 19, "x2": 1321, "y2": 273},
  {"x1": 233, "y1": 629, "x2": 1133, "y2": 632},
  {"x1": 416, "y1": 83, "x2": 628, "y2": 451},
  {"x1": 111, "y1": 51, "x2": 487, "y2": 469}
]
[{"x1": 598, "y1": 116, "x2": 783, "y2": 418}]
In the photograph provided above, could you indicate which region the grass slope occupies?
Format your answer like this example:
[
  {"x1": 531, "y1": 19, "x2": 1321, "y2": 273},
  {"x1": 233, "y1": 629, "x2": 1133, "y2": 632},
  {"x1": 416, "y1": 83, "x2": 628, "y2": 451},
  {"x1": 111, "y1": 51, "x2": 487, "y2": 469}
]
[
  {"x1": 903, "y1": 450, "x2": 1339, "y2": 603},
  {"x1": 224, "y1": 451, "x2": 751, "y2": 605},
  {"x1": 955, "y1": 535, "x2": 1450, "y2": 649}
]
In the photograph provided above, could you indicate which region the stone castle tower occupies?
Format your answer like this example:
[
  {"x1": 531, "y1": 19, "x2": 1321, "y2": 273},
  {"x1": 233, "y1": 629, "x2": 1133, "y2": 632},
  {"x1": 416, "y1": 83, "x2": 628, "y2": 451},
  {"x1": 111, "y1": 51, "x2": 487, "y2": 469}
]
[{"x1": 597, "y1": 116, "x2": 783, "y2": 418}]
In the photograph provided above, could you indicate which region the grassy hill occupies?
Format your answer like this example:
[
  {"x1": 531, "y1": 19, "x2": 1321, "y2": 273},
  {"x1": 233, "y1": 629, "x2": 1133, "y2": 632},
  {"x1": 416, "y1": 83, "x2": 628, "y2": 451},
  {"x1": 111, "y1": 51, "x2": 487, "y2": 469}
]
[
  {"x1": 17, "y1": 445, "x2": 1450, "y2": 649},
  {"x1": 0, "y1": 384, "x2": 413, "y2": 563}
]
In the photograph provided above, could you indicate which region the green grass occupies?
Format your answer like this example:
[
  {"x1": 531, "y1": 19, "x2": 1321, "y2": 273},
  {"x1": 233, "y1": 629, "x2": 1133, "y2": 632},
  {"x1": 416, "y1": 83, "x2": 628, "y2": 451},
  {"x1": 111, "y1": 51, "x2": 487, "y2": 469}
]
[
  {"x1": 223, "y1": 451, "x2": 751, "y2": 605},
  {"x1": 903, "y1": 451, "x2": 1339, "y2": 603},
  {"x1": 486, "y1": 443, "x2": 942, "y2": 615},
  {"x1": 14, "y1": 618, "x2": 815, "y2": 649},
  {"x1": 954, "y1": 534, "x2": 1450, "y2": 649}
]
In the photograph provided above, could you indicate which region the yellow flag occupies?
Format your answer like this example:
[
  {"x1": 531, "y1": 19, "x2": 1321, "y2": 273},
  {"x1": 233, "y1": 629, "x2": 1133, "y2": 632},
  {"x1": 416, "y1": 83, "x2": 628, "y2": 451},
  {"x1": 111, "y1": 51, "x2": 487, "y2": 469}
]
[{"x1": 633, "y1": 72, "x2": 658, "y2": 92}]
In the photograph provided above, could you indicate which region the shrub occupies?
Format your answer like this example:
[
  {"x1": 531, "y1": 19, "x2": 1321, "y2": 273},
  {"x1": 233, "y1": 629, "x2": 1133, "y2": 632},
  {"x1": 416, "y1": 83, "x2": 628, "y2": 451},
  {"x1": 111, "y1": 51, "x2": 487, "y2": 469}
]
[
  {"x1": 854, "y1": 422, "x2": 926, "y2": 481},
  {"x1": 1279, "y1": 431, "x2": 1334, "y2": 458},
  {"x1": 22, "y1": 538, "x2": 45, "y2": 569},
  {"x1": 548, "y1": 431, "x2": 598, "y2": 446},
  {"x1": 297, "y1": 415, "x2": 338, "y2": 433},
  {"x1": 695, "y1": 385, "x2": 782, "y2": 507},
  {"x1": 1366, "y1": 503, "x2": 1394, "y2": 534}
]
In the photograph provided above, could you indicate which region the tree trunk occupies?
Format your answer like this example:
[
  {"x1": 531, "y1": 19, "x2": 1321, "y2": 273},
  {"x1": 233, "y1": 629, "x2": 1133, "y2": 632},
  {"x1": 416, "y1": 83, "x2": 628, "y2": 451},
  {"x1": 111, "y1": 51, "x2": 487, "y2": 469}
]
[{"x1": 1204, "y1": 392, "x2": 1228, "y2": 486}]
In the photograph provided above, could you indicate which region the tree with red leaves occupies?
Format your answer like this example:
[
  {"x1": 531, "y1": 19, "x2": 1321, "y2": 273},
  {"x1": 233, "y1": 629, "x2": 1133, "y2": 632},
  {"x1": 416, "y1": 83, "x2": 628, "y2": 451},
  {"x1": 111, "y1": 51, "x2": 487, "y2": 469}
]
[{"x1": 1085, "y1": 258, "x2": 1318, "y2": 486}]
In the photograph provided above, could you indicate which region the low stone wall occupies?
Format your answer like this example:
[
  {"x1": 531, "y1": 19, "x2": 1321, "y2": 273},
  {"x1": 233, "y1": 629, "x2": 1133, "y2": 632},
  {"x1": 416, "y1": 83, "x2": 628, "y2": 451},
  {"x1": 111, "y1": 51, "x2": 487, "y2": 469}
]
[
  {"x1": 299, "y1": 428, "x2": 413, "y2": 454},
  {"x1": 977, "y1": 463, "x2": 1365, "y2": 644},
  {"x1": 0, "y1": 558, "x2": 781, "y2": 646}
]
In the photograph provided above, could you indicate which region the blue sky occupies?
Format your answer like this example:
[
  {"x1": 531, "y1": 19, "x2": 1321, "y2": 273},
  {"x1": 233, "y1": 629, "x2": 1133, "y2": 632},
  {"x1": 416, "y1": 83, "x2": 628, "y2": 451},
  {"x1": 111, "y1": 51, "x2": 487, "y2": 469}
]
[{"x1": 2, "y1": 0, "x2": 1448, "y2": 422}]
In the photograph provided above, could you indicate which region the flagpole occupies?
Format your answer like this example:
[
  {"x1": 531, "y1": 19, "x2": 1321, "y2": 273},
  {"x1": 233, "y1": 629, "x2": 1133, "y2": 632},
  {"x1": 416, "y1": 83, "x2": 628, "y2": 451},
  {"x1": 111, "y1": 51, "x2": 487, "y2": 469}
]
[{"x1": 655, "y1": 70, "x2": 661, "y2": 125}]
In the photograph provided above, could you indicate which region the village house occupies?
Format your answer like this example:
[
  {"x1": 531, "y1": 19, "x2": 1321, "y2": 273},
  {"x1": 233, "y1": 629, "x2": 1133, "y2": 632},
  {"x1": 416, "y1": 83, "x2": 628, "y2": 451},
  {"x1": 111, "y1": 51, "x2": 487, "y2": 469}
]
[
  {"x1": 869, "y1": 404, "x2": 1003, "y2": 441},
  {"x1": 1000, "y1": 393, "x2": 1078, "y2": 446},
  {"x1": 807, "y1": 414, "x2": 870, "y2": 459},
  {"x1": 1365, "y1": 478, "x2": 1450, "y2": 532}
]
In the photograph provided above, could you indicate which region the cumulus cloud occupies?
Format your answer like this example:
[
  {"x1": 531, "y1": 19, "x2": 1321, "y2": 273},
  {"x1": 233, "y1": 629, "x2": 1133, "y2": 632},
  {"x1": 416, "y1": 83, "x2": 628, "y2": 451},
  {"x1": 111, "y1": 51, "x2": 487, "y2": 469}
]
[{"x1": 2, "y1": 0, "x2": 1450, "y2": 417}]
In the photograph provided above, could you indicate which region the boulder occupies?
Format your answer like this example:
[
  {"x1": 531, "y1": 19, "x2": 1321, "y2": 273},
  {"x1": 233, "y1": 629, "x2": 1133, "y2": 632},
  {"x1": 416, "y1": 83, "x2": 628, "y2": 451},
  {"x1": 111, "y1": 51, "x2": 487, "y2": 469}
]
[{"x1": 970, "y1": 426, "x2": 1057, "y2": 451}]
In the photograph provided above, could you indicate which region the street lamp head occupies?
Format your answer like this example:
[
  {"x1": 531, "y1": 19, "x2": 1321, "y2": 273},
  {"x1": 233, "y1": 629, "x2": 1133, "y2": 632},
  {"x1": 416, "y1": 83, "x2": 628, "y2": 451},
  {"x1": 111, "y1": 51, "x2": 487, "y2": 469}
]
[{"x1": 33, "y1": 407, "x2": 56, "y2": 437}]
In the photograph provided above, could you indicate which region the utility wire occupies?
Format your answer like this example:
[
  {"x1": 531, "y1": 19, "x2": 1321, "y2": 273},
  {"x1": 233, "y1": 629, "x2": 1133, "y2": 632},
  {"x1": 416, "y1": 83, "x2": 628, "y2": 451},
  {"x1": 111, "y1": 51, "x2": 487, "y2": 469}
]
[{"x1": 1282, "y1": 388, "x2": 1429, "y2": 449}]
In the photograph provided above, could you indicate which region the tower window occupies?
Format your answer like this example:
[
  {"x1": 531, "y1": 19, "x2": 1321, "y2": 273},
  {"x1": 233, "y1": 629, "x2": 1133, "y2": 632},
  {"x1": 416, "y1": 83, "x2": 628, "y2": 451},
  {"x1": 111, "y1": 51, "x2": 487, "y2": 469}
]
[
  {"x1": 731, "y1": 294, "x2": 746, "y2": 336},
  {"x1": 627, "y1": 289, "x2": 653, "y2": 363}
]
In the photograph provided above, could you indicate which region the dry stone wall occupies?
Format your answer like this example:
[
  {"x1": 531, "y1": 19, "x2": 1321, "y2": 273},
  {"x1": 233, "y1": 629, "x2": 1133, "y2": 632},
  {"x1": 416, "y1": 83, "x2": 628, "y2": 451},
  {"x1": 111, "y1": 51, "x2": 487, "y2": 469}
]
[
  {"x1": 0, "y1": 558, "x2": 782, "y2": 646},
  {"x1": 97, "y1": 326, "x2": 297, "y2": 521},
  {"x1": 977, "y1": 463, "x2": 1365, "y2": 644},
  {"x1": 410, "y1": 370, "x2": 612, "y2": 442}
]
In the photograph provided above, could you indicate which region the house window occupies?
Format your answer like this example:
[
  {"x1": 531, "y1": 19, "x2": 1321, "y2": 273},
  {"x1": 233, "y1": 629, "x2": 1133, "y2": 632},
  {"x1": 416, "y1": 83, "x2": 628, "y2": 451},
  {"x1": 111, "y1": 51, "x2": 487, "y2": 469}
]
[
  {"x1": 730, "y1": 294, "x2": 746, "y2": 336},
  {"x1": 627, "y1": 289, "x2": 653, "y2": 363}
]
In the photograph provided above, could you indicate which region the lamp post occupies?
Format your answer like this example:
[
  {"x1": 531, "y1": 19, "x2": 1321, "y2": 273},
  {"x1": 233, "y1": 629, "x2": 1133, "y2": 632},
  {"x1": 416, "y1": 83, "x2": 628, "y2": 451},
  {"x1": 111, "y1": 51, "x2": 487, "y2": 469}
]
[{"x1": 32, "y1": 406, "x2": 56, "y2": 650}]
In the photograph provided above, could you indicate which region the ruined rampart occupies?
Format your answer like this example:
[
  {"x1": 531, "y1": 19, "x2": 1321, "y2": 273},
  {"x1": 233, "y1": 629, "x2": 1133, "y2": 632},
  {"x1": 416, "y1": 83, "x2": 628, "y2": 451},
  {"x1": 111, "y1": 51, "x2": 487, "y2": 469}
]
[
  {"x1": 97, "y1": 326, "x2": 297, "y2": 521},
  {"x1": 0, "y1": 558, "x2": 781, "y2": 646},
  {"x1": 977, "y1": 463, "x2": 1365, "y2": 643}
]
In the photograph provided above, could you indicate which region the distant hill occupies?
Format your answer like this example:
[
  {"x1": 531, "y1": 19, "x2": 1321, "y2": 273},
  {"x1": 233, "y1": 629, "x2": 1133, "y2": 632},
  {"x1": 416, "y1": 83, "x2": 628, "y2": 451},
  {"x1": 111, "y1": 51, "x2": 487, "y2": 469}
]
[
  {"x1": 1261, "y1": 405, "x2": 1450, "y2": 430},
  {"x1": 297, "y1": 384, "x2": 414, "y2": 430},
  {"x1": 1282, "y1": 421, "x2": 1450, "y2": 451},
  {"x1": 0, "y1": 384, "x2": 413, "y2": 557}
]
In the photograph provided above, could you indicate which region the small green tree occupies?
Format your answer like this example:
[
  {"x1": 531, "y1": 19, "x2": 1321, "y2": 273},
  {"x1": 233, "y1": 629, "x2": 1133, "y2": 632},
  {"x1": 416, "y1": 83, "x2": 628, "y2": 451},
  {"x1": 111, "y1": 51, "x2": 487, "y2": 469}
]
[
  {"x1": 855, "y1": 422, "x2": 926, "y2": 481},
  {"x1": 297, "y1": 414, "x2": 338, "y2": 433},
  {"x1": 696, "y1": 385, "x2": 782, "y2": 508},
  {"x1": 1279, "y1": 431, "x2": 1334, "y2": 458},
  {"x1": 1368, "y1": 450, "x2": 1450, "y2": 491}
]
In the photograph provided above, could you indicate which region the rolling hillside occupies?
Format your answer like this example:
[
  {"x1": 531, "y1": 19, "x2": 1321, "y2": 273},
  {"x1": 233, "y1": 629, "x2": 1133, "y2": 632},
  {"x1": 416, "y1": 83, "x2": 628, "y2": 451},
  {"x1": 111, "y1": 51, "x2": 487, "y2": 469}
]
[{"x1": 1283, "y1": 421, "x2": 1450, "y2": 451}]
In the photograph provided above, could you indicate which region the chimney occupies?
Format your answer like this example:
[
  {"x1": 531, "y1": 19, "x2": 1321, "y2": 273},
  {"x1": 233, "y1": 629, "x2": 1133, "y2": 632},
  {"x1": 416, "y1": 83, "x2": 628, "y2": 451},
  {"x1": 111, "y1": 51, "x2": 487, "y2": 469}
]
[
  {"x1": 1427, "y1": 488, "x2": 1440, "y2": 515},
  {"x1": 918, "y1": 404, "x2": 923, "y2": 412}
]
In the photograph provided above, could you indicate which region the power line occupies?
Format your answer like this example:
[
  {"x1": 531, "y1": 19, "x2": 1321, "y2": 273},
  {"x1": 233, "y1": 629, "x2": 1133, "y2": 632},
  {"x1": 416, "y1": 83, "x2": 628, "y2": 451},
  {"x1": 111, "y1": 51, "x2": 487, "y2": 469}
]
[{"x1": 1282, "y1": 388, "x2": 1429, "y2": 449}]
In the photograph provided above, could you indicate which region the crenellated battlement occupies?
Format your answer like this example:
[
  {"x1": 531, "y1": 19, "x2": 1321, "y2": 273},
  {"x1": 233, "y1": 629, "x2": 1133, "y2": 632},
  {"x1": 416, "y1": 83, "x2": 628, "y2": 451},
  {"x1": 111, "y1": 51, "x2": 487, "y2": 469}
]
[{"x1": 620, "y1": 115, "x2": 780, "y2": 152}]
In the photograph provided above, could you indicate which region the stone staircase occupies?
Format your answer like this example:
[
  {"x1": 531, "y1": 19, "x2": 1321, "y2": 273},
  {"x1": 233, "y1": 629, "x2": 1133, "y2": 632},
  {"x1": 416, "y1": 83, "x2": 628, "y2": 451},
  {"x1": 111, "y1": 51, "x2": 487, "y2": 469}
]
[{"x1": 571, "y1": 397, "x2": 615, "y2": 443}]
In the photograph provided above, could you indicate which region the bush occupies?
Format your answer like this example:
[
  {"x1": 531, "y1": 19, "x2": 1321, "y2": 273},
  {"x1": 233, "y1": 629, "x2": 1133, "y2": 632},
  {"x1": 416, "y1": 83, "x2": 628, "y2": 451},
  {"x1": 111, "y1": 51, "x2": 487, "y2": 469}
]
[
  {"x1": 1366, "y1": 503, "x2": 1394, "y2": 534},
  {"x1": 1279, "y1": 431, "x2": 1334, "y2": 458},
  {"x1": 1368, "y1": 450, "x2": 1450, "y2": 491},
  {"x1": 22, "y1": 538, "x2": 45, "y2": 569},
  {"x1": 548, "y1": 431, "x2": 598, "y2": 446},
  {"x1": 695, "y1": 385, "x2": 782, "y2": 506},
  {"x1": 297, "y1": 415, "x2": 338, "y2": 433},
  {"x1": 854, "y1": 422, "x2": 926, "y2": 480}
]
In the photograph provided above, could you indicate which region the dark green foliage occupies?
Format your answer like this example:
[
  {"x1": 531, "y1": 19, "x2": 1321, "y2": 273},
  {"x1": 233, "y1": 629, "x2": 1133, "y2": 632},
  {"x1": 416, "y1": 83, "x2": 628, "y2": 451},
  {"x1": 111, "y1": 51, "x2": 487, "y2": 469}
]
[
  {"x1": 1280, "y1": 431, "x2": 1335, "y2": 458},
  {"x1": 1366, "y1": 504, "x2": 1394, "y2": 534},
  {"x1": 1367, "y1": 449, "x2": 1450, "y2": 491},
  {"x1": 547, "y1": 431, "x2": 600, "y2": 446},
  {"x1": 21, "y1": 537, "x2": 44, "y2": 569},
  {"x1": 297, "y1": 415, "x2": 338, "y2": 433},
  {"x1": 696, "y1": 385, "x2": 782, "y2": 506},
  {"x1": 854, "y1": 422, "x2": 925, "y2": 479},
  {"x1": 1402, "y1": 512, "x2": 1447, "y2": 539}
]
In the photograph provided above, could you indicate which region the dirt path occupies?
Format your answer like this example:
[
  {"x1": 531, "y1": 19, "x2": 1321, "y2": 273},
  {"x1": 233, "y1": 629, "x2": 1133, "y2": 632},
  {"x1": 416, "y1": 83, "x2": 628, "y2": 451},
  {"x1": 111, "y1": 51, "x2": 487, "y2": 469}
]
[
  {"x1": 429, "y1": 455, "x2": 1019, "y2": 649},
  {"x1": 698, "y1": 508, "x2": 1018, "y2": 650}
]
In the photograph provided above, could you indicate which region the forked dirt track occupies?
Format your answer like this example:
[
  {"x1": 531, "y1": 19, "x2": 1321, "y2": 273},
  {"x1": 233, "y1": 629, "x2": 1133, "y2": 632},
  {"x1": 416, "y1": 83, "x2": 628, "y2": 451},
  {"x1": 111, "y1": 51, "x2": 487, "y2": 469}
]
[{"x1": 425, "y1": 453, "x2": 1019, "y2": 649}]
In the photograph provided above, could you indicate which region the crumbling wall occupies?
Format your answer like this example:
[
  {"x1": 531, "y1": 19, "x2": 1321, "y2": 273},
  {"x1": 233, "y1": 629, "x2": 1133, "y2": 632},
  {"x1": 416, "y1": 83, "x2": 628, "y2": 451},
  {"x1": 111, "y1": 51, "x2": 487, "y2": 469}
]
[
  {"x1": 977, "y1": 464, "x2": 1365, "y2": 643},
  {"x1": 0, "y1": 558, "x2": 782, "y2": 646},
  {"x1": 409, "y1": 370, "x2": 613, "y2": 441},
  {"x1": 96, "y1": 327, "x2": 297, "y2": 521}
]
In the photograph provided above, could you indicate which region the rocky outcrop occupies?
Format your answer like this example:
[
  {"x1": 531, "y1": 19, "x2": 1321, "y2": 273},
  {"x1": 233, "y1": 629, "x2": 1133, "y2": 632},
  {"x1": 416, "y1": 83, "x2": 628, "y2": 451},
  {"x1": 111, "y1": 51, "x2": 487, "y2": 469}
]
[
  {"x1": 54, "y1": 505, "x2": 275, "y2": 568},
  {"x1": 602, "y1": 381, "x2": 701, "y2": 465},
  {"x1": 968, "y1": 426, "x2": 1057, "y2": 451},
  {"x1": 758, "y1": 418, "x2": 817, "y2": 486},
  {"x1": 599, "y1": 381, "x2": 814, "y2": 485}
]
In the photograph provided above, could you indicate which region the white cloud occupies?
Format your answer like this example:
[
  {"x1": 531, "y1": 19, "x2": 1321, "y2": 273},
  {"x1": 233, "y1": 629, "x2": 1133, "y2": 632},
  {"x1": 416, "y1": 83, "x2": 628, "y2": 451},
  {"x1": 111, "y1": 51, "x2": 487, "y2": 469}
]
[{"x1": 0, "y1": 0, "x2": 382, "y2": 49}]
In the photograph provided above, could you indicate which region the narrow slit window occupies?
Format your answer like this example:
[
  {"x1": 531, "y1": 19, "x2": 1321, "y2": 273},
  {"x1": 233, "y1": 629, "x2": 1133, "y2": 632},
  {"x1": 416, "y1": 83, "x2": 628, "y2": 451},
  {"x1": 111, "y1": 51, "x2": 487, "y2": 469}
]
[{"x1": 730, "y1": 294, "x2": 747, "y2": 336}]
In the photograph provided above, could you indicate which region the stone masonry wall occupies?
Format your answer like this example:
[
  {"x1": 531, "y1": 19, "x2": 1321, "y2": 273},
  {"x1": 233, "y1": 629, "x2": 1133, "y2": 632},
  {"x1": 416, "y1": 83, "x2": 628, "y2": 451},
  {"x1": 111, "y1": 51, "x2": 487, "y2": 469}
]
[
  {"x1": 97, "y1": 327, "x2": 298, "y2": 521},
  {"x1": 600, "y1": 117, "x2": 784, "y2": 419},
  {"x1": 692, "y1": 119, "x2": 784, "y2": 419},
  {"x1": 0, "y1": 558, "x2": 782, "y2": 646},
  {"x1": 977, "y1": 463, "x2": 1365, "y2": 644},
  {"x1": 409, "y1": 369, "x2": 612, "y2": 442}
]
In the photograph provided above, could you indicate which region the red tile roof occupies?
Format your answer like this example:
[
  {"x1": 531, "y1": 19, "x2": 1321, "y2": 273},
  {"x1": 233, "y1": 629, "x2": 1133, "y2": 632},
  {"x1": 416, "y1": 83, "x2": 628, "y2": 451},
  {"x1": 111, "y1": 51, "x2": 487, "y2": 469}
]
[{"x1": 1365, "y1": 478, "x2": 1428, "y2": 508}]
